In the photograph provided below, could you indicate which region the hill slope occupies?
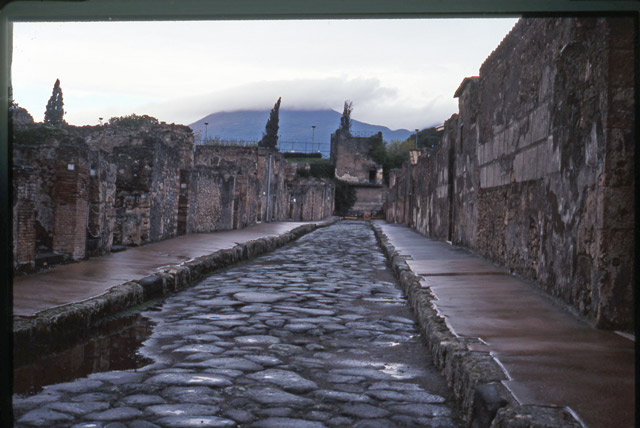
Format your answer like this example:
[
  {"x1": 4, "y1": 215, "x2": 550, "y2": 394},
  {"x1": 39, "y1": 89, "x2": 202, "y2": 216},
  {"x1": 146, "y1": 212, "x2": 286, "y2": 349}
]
[{"x1": 188, "y1": 109, "x2": 414, "y2": 156}]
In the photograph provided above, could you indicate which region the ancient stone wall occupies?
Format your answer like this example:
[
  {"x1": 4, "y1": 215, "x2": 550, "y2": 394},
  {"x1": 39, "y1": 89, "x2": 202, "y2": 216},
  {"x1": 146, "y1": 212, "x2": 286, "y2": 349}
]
[
  {"x1": 386, "y1": 17, "x2": 635, "y2": 329},
  {"x1": 188, "y1": 165, "x2": 236, "y2": 232},
  {"x1": 331, "y1": 130, "x2": 384, "y2": 186},
  {"x1": 13, "y1": 123, "x2": 333, "y2": 272},
  {"x1": 286, "y1": 178, "x2": 335, "y2": 221},
  {"x1": 192, "y1": 145, "x2": 334, "y2": 228},
  {"x1": 86, "y1": 150, "x2": 117, "y2": 256},
  {"x1": 51, "y1": 140, "x2": 91, "y2": 260},
  {"x1": 331, "y1": 130, "x2": 386, "y2": 216}
]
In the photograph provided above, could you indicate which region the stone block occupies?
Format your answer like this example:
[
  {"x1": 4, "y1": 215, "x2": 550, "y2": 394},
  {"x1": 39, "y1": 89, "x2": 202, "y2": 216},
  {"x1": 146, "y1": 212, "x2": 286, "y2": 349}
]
[{"x1": 596, "y1": 186, "x2": 634, "y2": 230}]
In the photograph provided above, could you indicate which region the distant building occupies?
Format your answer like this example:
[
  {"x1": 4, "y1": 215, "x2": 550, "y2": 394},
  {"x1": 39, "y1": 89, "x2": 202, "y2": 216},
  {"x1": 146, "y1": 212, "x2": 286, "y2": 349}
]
[{"x1": 330, "y1": 130, "x2": 386, "y2": 217}]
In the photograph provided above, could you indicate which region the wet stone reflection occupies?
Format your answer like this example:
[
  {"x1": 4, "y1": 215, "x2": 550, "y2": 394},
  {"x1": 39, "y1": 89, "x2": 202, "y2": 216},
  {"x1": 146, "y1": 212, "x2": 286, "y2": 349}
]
[
  {"x1": 13, "y1": 221, "x2": 462, "y2": 427},
  {"x1": 13, "y1": 313, "x2": 155, "y2": 396}
]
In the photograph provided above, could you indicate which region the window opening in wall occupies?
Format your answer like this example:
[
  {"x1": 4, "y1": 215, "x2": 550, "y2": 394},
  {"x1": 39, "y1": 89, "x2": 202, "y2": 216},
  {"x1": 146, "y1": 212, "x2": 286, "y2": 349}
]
[{"x1": 369, "y1": 168, "x2": 377, "y2": 184}]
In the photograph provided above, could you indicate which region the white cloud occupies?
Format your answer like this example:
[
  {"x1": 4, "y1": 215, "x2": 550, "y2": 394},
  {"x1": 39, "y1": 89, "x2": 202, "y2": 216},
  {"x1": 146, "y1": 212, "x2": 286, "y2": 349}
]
[{"x1": 12, "y1": 18, "x2": 520, "y2": 128}]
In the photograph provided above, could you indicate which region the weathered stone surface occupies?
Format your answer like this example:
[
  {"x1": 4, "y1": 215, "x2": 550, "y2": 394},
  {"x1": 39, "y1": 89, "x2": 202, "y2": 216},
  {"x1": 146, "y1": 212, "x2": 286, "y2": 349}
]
[
  {"x1": 246, "y1": 369, "x2": 318, "y2": 393},
  {"x1": 13, "y1": 222, "x2": 461, "y2": 428},
  {"x1": 145, "y1": 373, "x2": 232, "y2": 387},
  {"x1": 384, "y1": 16, "x2": 635, "y2": 331}
]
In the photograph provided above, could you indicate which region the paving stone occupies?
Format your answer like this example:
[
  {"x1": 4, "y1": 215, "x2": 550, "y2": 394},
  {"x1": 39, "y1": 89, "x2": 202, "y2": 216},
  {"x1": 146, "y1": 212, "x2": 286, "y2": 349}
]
[
  {"x1": 145, "y1": 373, "x2": 232, "y2": 387},
  {"x1": 13, "y1": 222, "x2": 460, "y2": 428},
  {"x1": 388, "y1": 403, "x2": 453, "y2": 418},
  {"x1": 13, "y1": 392, "x2": 63, "y2": 410},
  {"x1": 155, "y1": 416, "x2": 236, "y2": 427},
  {"x1": 244, "y1": 387, "x2": 313, "y2": 405},
  {"x1": 340, "y1": 403, "x2": 390, "y2": 418},
  {"x1": 233, "y1": 291, "x2": 291, "y2": 303},
  {"x1": 256, "y1": 407, "x2": 293, "y2": 417},
  {"x1": 267, "y1": 343, "x2": 305, "y2": 356},
  {"x1": 250, "y1": 417, "x2": 328, "y2": 428},
  {"x1": 173, "y1": 344, "x2": 226, "y2": 354},
  {"x1": 87, "y1": 371, "x2": 144, "y2": 385},
  {"x1": 45, "y1": 401, "x2": 110, "y2": 415},
  {"x1": 244, "y1": 355, "x2": 283, "y2": 367},
  {"x1": 312, "y1": 389, "x2": 372, "y2": 403},
  {"x1": 223, "y1": 408, "x2": 254, "y2": 423},
  {"x1": 129, "y1": 421, "x2": 162, "y2": 428},
  {"x1": 120, "y1": 394, "x2": 166, "y2": 405},
  {"x1": 71, "y1": 423, "x2": 108, "y2": 428},
  {"x1": 43, "y1": 378, "x2": 104, "y2": 393},
  {"x1": 352, "y1": 419, "x2": 398, "y2": 428},
  {"x1": 329, "y1": 368, "x2": 395, "y2": 380},
  {"x1": 327, "y1": 416, "x2": 353, "y2": 427},
  {"x1": 204, "y1": 368, "x2": 245, "y2": 378},
  {"x1": 147, "y1": 403, "x2": 221, "y2": 416},
  {"x1": 246, "y1": 369, "x2": 318, "y2": 392},
  {"x1": 197, "y1": 298, "x2": 244, "y2": 307},
  {"x1": 162, "y1": 386, "x2": 223, "y2": 404},
  {"x1": 17, "y1": 408, "x2": 75, "y2": 426},
  {"x1": 195, "y1": 357, "x2": 264, "y2": 371},
  {"x1": 366, "y1": 388, "x2": 446, "y2": 403},
  {"x1": 306, "y1": 410, "x2": 333, "y2": 421},
  {"x1": 85, "y1": 406, "x2": 144, "y2": 421},
  {"x1": 234, "y1": 335, "x2": 281, "y2": 345}
]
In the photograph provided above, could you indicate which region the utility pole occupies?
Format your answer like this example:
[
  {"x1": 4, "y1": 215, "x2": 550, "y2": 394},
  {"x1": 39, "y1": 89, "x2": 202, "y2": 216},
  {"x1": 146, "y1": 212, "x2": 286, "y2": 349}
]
[
  {"x1": 415, "y1": 129, "x2": 419, "y2": 149},
  {"x1": 312, "y1": 125, "x2": 316, "y2": 153}
]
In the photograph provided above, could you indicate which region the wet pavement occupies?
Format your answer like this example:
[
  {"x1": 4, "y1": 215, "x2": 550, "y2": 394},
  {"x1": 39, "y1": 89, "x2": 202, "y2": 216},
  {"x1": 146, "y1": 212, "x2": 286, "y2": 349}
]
[
  {"x1": 13, "y1": 221, "x2": 461, "y2": 427},
  {"x1": 13, "y1": 220, "x2": 332, "y2": 317},
  {"x1": 374, "y1": 221, "x2": 635, "y2": 428}
]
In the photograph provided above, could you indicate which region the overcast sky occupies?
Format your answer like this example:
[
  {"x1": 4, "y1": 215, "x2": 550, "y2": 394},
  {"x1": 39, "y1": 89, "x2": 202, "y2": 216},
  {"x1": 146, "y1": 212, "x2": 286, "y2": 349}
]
[{"x1": 12, "y1": 18, "x2": 519, "y2": 130}]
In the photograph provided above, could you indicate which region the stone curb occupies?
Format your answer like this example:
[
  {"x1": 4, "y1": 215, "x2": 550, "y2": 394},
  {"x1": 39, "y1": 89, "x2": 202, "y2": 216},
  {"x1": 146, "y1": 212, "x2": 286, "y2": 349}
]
[
  {"x1": 13, "y1": 219, "x2": 339, "y2": 357},
  {"x1": 370, "y1": 223, "x2": 582, "y2": 428}
]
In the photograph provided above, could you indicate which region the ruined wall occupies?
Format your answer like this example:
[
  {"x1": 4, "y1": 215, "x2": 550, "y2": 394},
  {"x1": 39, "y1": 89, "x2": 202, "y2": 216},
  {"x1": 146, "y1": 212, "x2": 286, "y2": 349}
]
[
  {"x1": 86, "y1": 150, "x2": 117, "y2": 256},
  {"x1": 188, "y1": 166, "x2": 236, "y2": 232},
  {"x1": 331, "y1": 130, "x2": 384, "y2": 185},
  {"x1": 386, "y1": 17, "x2": 635, "y2": 329},
  {"x1": 12, "y1": 128, "x2": 100, "y2": 269},
  {"x1": 191, "y1": 145, "x2": 334, "y2": 228},
  {"x1": 13, "y1": 121, "x2": 332, "y2": 272},
  {"x1": 192, "y1": 145, "x2": 262, "y2": 231},
  {"x1": 51, "y1": 140, "x2": 91, "y2": 260},
  {"x1": 352, "y1": 187, "x2": 387, "y2": 216},
  {"x1": 13, "y1": 132, "x2": 57, "y2": 270},
  {"x1": 81, "y1": 123, "x2": 194, "y2": 246},
  {"x1": 286, "y1": 177, "x2": 335, "y2": 221},
  {"x1": 331, "y1": 130, "x2": 386, "y2": 216}
]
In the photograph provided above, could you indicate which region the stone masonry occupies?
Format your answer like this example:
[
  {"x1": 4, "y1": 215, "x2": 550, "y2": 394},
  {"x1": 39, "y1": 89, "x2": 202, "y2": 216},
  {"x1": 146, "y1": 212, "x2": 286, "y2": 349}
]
[
  {"x1": 12, "y1": 120, "x2": 334, "y2": 273},
  {"x1": 385, "y1": 17, "x2": 635, "y2": 330},
  {"x1": 330, "y1": 130, "x2": 386, "y2": 217}
]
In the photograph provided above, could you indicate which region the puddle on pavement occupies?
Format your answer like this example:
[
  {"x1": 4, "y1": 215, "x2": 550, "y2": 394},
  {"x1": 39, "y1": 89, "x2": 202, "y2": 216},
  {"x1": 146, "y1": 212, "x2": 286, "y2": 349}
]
[{"x1": 13, "y1": 313, "x2": 155, "y2": 395}]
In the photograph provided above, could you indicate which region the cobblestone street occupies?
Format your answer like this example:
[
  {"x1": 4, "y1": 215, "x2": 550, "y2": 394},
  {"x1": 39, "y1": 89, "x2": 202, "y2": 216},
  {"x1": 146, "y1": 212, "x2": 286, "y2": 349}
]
[{"x1": 13, "y1": 221, "x2": 461, "y2": 428}]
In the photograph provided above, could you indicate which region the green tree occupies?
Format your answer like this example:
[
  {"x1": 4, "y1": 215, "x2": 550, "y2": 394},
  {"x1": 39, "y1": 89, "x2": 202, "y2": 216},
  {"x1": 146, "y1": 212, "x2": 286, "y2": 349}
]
[
  {"x1": 108, "y1": 114, "x2": 159, "y2": 128},
  {"x1": 259, "y1": 97, "x2": 281, "y2": 149},
  {"x1": 334, "y1": 180, "x2": 357, "y2": 216},
  {"x1": 339, "y1": 100, "x2": 353, "y2": 136},
  {"x1": 409, "y1": 127, "x2": 443, "y2": 149},
  {"x1": 44, "y1": 78, "x2": 65, "y2": 126}
]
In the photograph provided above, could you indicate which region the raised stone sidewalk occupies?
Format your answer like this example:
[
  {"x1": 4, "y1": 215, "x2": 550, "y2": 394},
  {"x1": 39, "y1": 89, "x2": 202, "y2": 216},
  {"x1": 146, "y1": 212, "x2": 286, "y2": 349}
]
[
  {"x1": 372, "y1": 221, "x2": 634, "y2": 428},
  {"x1": 13, "y1": 218, "x2": 338, "y2": 354}
]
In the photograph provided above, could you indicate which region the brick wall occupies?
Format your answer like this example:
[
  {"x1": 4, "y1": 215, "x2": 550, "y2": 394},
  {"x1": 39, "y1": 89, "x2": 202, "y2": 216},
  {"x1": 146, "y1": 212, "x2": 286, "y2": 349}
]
[
  {"x1": 51, "y1": 141, "x2": 91, "y2": 260},
  {"x1": 13, "y1": 125, "x2": 333, "y2": 272}
]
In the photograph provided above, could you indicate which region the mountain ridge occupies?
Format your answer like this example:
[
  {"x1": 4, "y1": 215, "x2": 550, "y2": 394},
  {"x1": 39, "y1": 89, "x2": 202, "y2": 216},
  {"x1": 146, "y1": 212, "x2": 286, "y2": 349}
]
[{"x1": 188, "y1": 109, "x2": 416, "y2": 147}]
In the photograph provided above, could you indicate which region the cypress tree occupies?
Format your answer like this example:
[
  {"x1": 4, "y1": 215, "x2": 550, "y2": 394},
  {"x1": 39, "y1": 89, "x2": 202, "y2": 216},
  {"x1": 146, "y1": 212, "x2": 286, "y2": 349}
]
[
  {"x1": 44, "y1": 78, "x2": 65, "y2": 126},
  {"x1": 260, "y1": 97, "x2": 281, "y2": 149},
  {"x1": 340, "y1": 100, "x2": 353, "y2": 137}
]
